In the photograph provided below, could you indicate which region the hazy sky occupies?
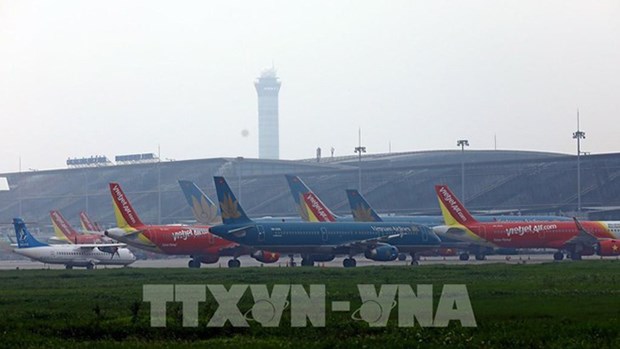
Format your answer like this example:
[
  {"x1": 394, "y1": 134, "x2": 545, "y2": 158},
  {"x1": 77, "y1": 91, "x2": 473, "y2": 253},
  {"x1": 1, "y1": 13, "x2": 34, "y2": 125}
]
[{"x1": 1, "y1": 0, "x2": 619, "y2": 173}]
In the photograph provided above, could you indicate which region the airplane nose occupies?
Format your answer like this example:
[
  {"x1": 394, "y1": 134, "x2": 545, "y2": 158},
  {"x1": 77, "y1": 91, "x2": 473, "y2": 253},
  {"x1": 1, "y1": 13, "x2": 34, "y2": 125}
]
[
  {"x1": 433, "y1": 225, "x2": 450, "y2": 236},
  {"x1": 105, "y1": 228, "x2": 126, "y2": 239}
]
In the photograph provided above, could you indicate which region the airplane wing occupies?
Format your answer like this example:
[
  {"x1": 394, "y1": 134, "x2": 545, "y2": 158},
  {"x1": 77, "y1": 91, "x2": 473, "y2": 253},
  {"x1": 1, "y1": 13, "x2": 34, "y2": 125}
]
[
  {"x1": 210, "y1": 225, "x2": 255, "y2": 238},
  {"x1": 217, "y1": 243, "x2": 246, "y2": 256},
  {"x1": 564, "y1": 217, "x2": 599, "y2": 246},
  {"x1": 228, "y1": 225, "x2": 255, "y2": 238},
  {"x1": 336, "y1": 233, "x2": 404, "y2": 250},
  {"x1": 77, "y1": 243, "x2": 126, "y2": 249}
]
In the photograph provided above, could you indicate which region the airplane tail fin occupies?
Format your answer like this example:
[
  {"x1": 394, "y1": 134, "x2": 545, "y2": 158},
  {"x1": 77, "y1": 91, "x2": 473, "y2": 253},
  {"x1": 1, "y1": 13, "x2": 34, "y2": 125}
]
[
  {"x1": 109, "y1": 183, "x2": 145, "y2": 229},
  {"x1": 434, "y1": 185, "x2": 478, "y2": 226},
  {"x1": 50, "y1": 210, "x2": 78, "y2": 242},
  {"x1": 345, "y1": 189, "x2": 383, "y2": 222},
  {"x1": 213, "y1": 176, "x2": 252, "y2": 225},
  {"x1": 285, "y1": 174, "x2": 312, "y2": 221},
  {"x1": 178, "y1": 180, "x2": 221, "y2": 224},
  {"x1": 79, "y1": 211, "x2": 101, "y2": 231},
  {"x1": 13, "y1": 218, "x2": 48, "y2": 248},
  {"x1": 285, "y1": 174, "x2": 337, "y2": 222}
]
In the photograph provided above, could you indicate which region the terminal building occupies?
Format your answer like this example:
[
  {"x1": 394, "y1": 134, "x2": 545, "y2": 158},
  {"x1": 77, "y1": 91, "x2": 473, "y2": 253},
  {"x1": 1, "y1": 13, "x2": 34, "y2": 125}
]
[{"x1": 1, "y1": 149, "x2": 620, "y2": 232}]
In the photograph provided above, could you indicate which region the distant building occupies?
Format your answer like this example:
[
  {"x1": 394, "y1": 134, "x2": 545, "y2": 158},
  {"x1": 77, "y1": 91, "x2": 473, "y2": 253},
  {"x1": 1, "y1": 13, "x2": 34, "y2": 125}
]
[{"x1": 255, "y1": 68, "x2": 281, "y2": 159}]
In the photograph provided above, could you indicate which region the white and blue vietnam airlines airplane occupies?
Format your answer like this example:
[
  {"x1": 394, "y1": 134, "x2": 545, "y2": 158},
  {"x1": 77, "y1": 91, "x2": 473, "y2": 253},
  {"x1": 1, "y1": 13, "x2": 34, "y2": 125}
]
[{"x1": 12, "y1": 218, "x2": 136, "y2": 269}]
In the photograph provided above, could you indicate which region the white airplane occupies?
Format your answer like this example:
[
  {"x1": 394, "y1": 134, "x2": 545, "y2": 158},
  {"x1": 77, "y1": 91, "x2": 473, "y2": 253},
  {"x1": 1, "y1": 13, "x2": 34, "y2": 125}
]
[{"x1": 12, "y1": 218, "x2": 136, "y2": 269}]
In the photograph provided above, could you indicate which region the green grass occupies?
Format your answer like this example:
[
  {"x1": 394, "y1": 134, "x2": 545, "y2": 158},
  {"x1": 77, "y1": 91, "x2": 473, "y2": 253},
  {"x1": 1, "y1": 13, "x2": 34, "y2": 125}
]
[{"x1": 0, "y1": 261, "x2": 619, "y2": 348}]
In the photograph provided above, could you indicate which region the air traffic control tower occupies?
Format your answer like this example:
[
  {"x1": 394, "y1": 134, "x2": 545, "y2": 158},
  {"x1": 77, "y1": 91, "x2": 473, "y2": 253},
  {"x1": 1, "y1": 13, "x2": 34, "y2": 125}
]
[{"x1": 255, "y1": 68, "x2": 281, "y2": 159}]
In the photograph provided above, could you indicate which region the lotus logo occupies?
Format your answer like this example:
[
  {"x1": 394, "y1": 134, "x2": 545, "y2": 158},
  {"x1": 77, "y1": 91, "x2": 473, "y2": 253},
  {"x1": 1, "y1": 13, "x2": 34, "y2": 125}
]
[
  {"x1": 352, "y1": 203, "x2": 375, "y2": 222},
  {"x1": 191, "y1": 195, "x2": 219, "y2": 224},
  {"x1": 220, "y1": 194, "x2": 241, "y2": 219}
]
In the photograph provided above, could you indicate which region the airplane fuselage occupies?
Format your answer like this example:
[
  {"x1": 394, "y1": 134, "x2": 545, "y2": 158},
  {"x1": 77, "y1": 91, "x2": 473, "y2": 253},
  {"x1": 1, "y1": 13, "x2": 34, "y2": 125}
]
[
  {"x1": 439, "y1": 220, "x2": 620, "y2": 249},
  {"x1": 105, "y1": 224, "x2": 238, "y2": 256},
  {"x1": 209, "y1": 221, "x2": 441, "y2": 255},
  {"x1": 13, "y1": 245, "x2": 135, "y2": 267}
]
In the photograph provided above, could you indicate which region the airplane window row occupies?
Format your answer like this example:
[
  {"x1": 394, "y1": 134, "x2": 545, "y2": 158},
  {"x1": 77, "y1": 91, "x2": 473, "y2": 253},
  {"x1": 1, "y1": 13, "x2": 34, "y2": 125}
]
[
  {"x1": 56, "y1": 252, "x2": 108, "y2": 256},
  {"x1": 275, "y1": 231, "x2": 396, "y2": 236}
]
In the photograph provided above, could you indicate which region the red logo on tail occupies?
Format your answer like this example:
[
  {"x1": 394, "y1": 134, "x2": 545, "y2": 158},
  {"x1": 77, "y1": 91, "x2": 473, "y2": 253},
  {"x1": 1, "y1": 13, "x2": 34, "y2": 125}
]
[
  {"x1": 110, "y1": 183, "x2": 143, "y2": 227},
  {"x1": 435, "y1": 185, "x2": 476, "y2": 225},
  {"x1": 303, "y1": 193, "x2": 336, "y2": 222}
]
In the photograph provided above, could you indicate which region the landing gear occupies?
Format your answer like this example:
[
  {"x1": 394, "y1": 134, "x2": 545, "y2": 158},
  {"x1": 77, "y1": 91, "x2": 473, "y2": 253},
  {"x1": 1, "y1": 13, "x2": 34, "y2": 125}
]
[
  {"x1": 301, "y1": 256, "x2": 315, "y2": 267},
  {"x1": 459, "y1": 253, "x2": 470, "y2": 261},
  {"x1": 570, "y1": 253, "x2": 582, "y2": 261},
  {"x1": 288, "y1": 254, "x2": 296, "y2": 267},
  {"x1": 343, "y1": 258, "x2": 357, "y2": 268},
  {"x1": 227, "y1": 259, "x2": 241, "y2": 268},
  {"x1": 553, "y1": 252, "x2": 564, "y2": 261},
  {"x1": 475, "y1": 253, "x2": 486, "y2": 261},
  {"x1": 301, "y1": 259, "x2": 314, "y2": 267},
  {"x1": 86, "y1": 263, "x2": 94, "y2": 270},
  {"x1": 410, "y1": 253, "x2": 419, "y2": 266},
  {"x1": 188, "y1": 259, "x2": 201, "y2": 268},
  {"x1": 398, "y1": 253, "x2": 407, "y2": 261},
  {"x1": 65, "y1": 265, "x2": 73, "y2": 270}
]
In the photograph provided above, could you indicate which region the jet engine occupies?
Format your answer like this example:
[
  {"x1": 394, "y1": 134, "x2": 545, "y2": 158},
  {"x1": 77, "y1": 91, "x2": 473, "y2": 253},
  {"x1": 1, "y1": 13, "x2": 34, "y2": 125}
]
[
  {"x1": 597, "y1": 240, "x2": 620, "y2": 256},
  {"x1": 196, "y1": 254, "x2": 220, "y2": 264},
  {"x1": 364, "y1": 244, "x2": 399, "y2": 261},
  {"x1": 251, "y1": 250, "x2": 280, "y2": 263}
]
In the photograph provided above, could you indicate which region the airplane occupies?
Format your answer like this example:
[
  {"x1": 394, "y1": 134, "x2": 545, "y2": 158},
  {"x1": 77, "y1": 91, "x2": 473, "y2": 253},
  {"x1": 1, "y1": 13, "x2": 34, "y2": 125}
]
[
  {"x1": 79, "y1": 211, "x2": 103, "y2": 232},
  {"x1": 287, "y1": 175, "x2": 458, "y2": 262},
  {"x1": 288, "y1": 175, "x2": 571, "y2": 261},
  {"x1": 12, "y1": 218, "x2": 135, "y2": 269},
  {"x1": 434, "y1": 184, "x2": 620, "y2": 260},
  {"x1": 208, "y1": 176, "x2": 442, "y2": 267},
  {"x1": 50, "y1": 210, "x2": 109, "y2": 244},
  {"x1": 104, "y1": 182, "x2": 279, "y2": 268}
]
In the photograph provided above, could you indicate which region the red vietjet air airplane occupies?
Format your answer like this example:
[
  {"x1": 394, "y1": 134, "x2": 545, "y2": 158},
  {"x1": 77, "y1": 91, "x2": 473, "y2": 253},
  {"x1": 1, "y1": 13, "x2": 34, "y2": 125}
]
[
  {"x1": 434, "y1": 185, "x2": 620, "y2": 260},
  {"x1": 50, "y1": 210, "x2": 109, "y2": 244},
  {"x1": 104, "y1": 182, "x2": 279, "y2": 268}
]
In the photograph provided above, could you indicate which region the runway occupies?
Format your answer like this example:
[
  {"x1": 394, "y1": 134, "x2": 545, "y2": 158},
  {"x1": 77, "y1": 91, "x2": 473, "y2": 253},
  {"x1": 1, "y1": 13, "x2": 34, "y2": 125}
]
[{"x1": 1, "y1": 254, "x2": 617, "y2": 270}]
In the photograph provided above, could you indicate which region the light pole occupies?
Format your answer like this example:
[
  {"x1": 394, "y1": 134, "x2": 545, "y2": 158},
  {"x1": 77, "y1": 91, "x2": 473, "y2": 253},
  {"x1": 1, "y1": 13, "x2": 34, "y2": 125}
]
[
  {"x1": 236, "y1": 156, "x2": 244, "y2": 202},
  {"x1": 157, "y1": 160, "x2": 161, "y2": 225},
  {"x1": 354, "y1": 129, "x2": 366, "y2": 193},
  {"x1": 83, "y1": 170, "x2": 89, "y2": 214},
  {"x1": 573, "y1": 111, "x2": 585, "y2": 212},
  {"x1": 457, "y1": 139, "x2": 469, "y2": 202}
]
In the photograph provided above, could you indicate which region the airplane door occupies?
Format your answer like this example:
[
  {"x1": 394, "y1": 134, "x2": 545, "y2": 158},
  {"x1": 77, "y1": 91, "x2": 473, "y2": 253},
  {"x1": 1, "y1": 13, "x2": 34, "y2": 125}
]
[
  {"x1": 321, "y1": 227, "x2": 328, "y2": 242},
  {"x1": 257, "y1": 225, "x2": 265, "y2": 242}
]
